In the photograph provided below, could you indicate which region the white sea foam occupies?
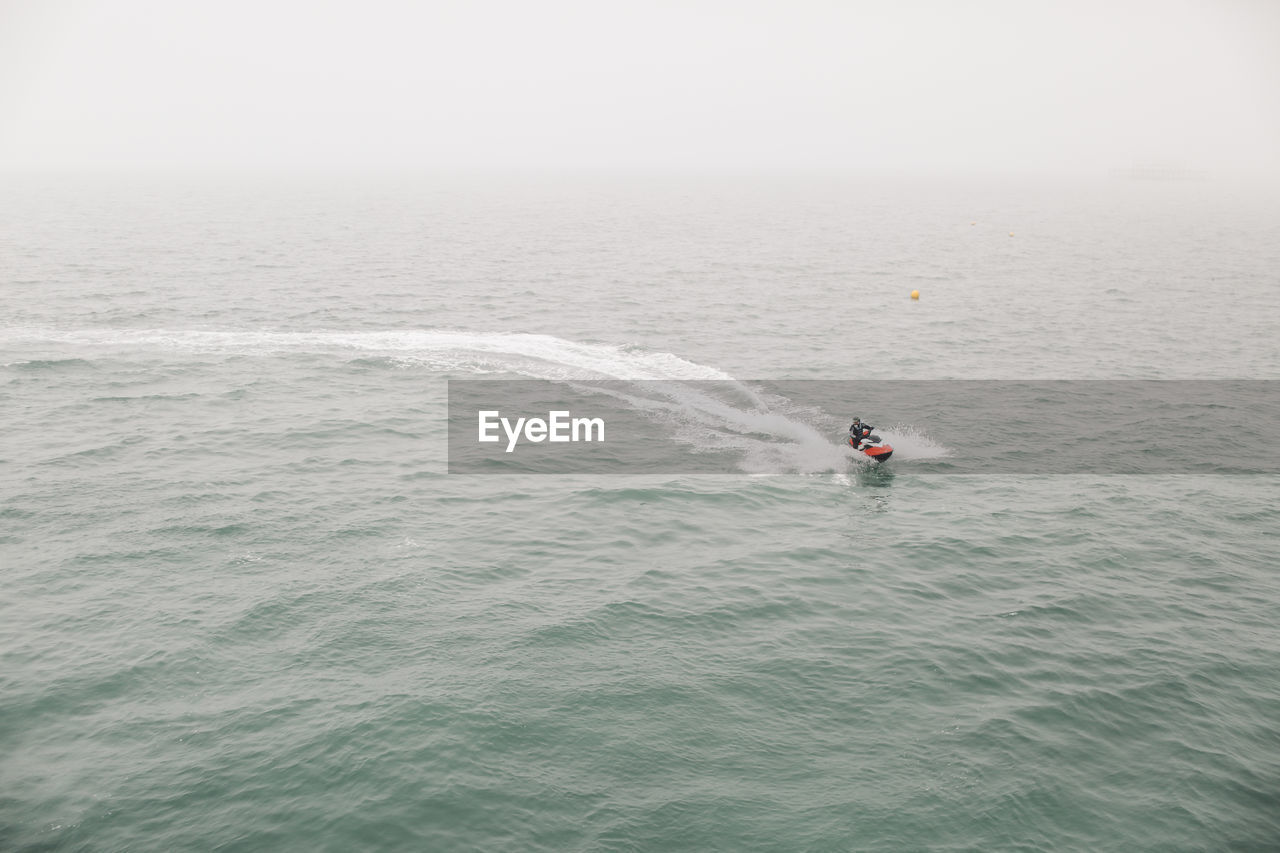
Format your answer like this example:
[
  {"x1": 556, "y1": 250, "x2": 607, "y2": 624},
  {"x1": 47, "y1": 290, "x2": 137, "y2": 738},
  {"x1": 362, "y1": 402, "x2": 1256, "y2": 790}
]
[{"x1": 874, "y1": 425, "x2": 952, "y2": 462}]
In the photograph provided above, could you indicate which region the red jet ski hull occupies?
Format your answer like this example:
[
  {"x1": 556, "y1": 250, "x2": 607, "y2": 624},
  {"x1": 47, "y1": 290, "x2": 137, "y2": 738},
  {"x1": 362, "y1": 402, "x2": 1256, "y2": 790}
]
[{"x1": 849, "y1": 437, "x2": 894, "y2": 461}]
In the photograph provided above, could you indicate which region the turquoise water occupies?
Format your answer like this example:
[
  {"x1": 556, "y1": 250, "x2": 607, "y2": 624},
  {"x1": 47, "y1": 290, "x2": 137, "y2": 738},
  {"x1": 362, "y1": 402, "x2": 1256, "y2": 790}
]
[{"x1": 2, "y1": 175, "x2": 1279, "y2": 850}]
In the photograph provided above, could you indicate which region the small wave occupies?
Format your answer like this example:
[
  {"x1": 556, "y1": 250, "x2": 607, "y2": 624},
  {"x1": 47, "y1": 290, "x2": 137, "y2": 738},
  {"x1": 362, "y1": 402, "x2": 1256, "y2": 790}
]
[
  {"x1": 5, "y1": 357, "x2": 96, "y2": 370},
  {"x1": 90, "y1": 392, "x2": 202, "y2": 403}
]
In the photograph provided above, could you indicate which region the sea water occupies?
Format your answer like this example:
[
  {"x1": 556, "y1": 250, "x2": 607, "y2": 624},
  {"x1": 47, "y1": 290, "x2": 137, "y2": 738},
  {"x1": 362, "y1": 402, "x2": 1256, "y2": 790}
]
[{"x1": 2, "y1": 174, "x2": 1278, "y2": 850}]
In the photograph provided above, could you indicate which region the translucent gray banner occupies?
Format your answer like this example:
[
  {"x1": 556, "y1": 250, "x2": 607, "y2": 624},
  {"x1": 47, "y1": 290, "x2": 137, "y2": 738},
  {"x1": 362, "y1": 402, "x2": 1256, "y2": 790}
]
[{"x1": 447, "y1": 380, "x2": 1279, "y2": 475}]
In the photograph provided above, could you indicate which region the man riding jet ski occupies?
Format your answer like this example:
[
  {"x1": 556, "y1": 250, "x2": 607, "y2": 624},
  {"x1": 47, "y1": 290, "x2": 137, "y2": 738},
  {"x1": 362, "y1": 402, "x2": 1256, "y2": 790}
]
[{"x1": 848, "y1": 417, "x2": 893, "y2": 461}]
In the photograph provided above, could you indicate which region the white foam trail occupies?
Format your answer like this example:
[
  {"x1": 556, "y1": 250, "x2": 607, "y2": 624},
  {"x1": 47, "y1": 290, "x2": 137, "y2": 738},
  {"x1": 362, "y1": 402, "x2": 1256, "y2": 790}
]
[
  {"x1": 0, "y1": 326, "x2": 879, "y2": 474},
  {"x1": 580, "y1": 380, "x2": 849, "y2": 474},
  {"x1": 1, "y1": 328, "x2": 740, "y2": 381}
]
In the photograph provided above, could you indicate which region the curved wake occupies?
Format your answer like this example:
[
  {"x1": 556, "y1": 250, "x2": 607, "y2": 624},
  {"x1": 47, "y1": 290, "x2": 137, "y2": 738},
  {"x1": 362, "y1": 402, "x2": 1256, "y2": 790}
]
[{"x1": 2, "y1": 327, "x2": 945, "y2": 474}]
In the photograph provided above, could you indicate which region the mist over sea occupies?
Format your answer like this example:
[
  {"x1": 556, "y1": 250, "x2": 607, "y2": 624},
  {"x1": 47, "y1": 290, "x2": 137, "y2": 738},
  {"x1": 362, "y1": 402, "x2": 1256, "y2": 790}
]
[{"x1": 2, "y1": 175, "x2": 1279, "y2": 851}]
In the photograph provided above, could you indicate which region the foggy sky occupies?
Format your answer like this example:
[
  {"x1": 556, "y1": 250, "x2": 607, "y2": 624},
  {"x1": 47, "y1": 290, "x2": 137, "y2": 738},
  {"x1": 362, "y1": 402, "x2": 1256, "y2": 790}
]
[{"x1": 2, "y1": 0, "x2": 1278, "y2": 177}]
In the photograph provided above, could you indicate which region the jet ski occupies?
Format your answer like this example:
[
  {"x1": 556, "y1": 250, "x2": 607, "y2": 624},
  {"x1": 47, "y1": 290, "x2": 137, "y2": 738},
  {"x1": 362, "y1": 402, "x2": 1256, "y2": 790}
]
[{"x1": 849, "y1": 433, "x2": 893, "y2": 461}]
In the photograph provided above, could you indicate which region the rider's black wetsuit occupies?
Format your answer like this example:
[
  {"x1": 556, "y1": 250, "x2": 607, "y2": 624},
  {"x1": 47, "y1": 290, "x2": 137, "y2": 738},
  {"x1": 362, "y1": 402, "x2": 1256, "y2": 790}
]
[{"x1": 850, "y1": 423, "x2": 875, "y2": 445}]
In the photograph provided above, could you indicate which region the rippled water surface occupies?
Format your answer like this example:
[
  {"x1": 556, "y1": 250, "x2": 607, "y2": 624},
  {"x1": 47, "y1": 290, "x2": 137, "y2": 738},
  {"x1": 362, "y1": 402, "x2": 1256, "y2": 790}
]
[{"x1": 2, "y1": 176, "x2": 1278, "y2": 851}]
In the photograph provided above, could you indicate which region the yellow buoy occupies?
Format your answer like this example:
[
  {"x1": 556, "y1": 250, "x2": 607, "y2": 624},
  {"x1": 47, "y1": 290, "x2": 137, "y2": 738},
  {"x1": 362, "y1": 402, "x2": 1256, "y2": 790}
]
[
  {"x1": 910, "y1": 289, "x2": 920, "y2": 300},
  {"x1": 1009, "y1": 231, "x2": 1015, "y2": 237}
]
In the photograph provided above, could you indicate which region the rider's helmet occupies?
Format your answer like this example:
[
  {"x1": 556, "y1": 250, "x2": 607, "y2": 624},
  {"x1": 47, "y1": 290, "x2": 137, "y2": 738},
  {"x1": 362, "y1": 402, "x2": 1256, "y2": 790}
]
[{"x1": 851, "y1": 417, "x2": 860, "y2": 425}]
